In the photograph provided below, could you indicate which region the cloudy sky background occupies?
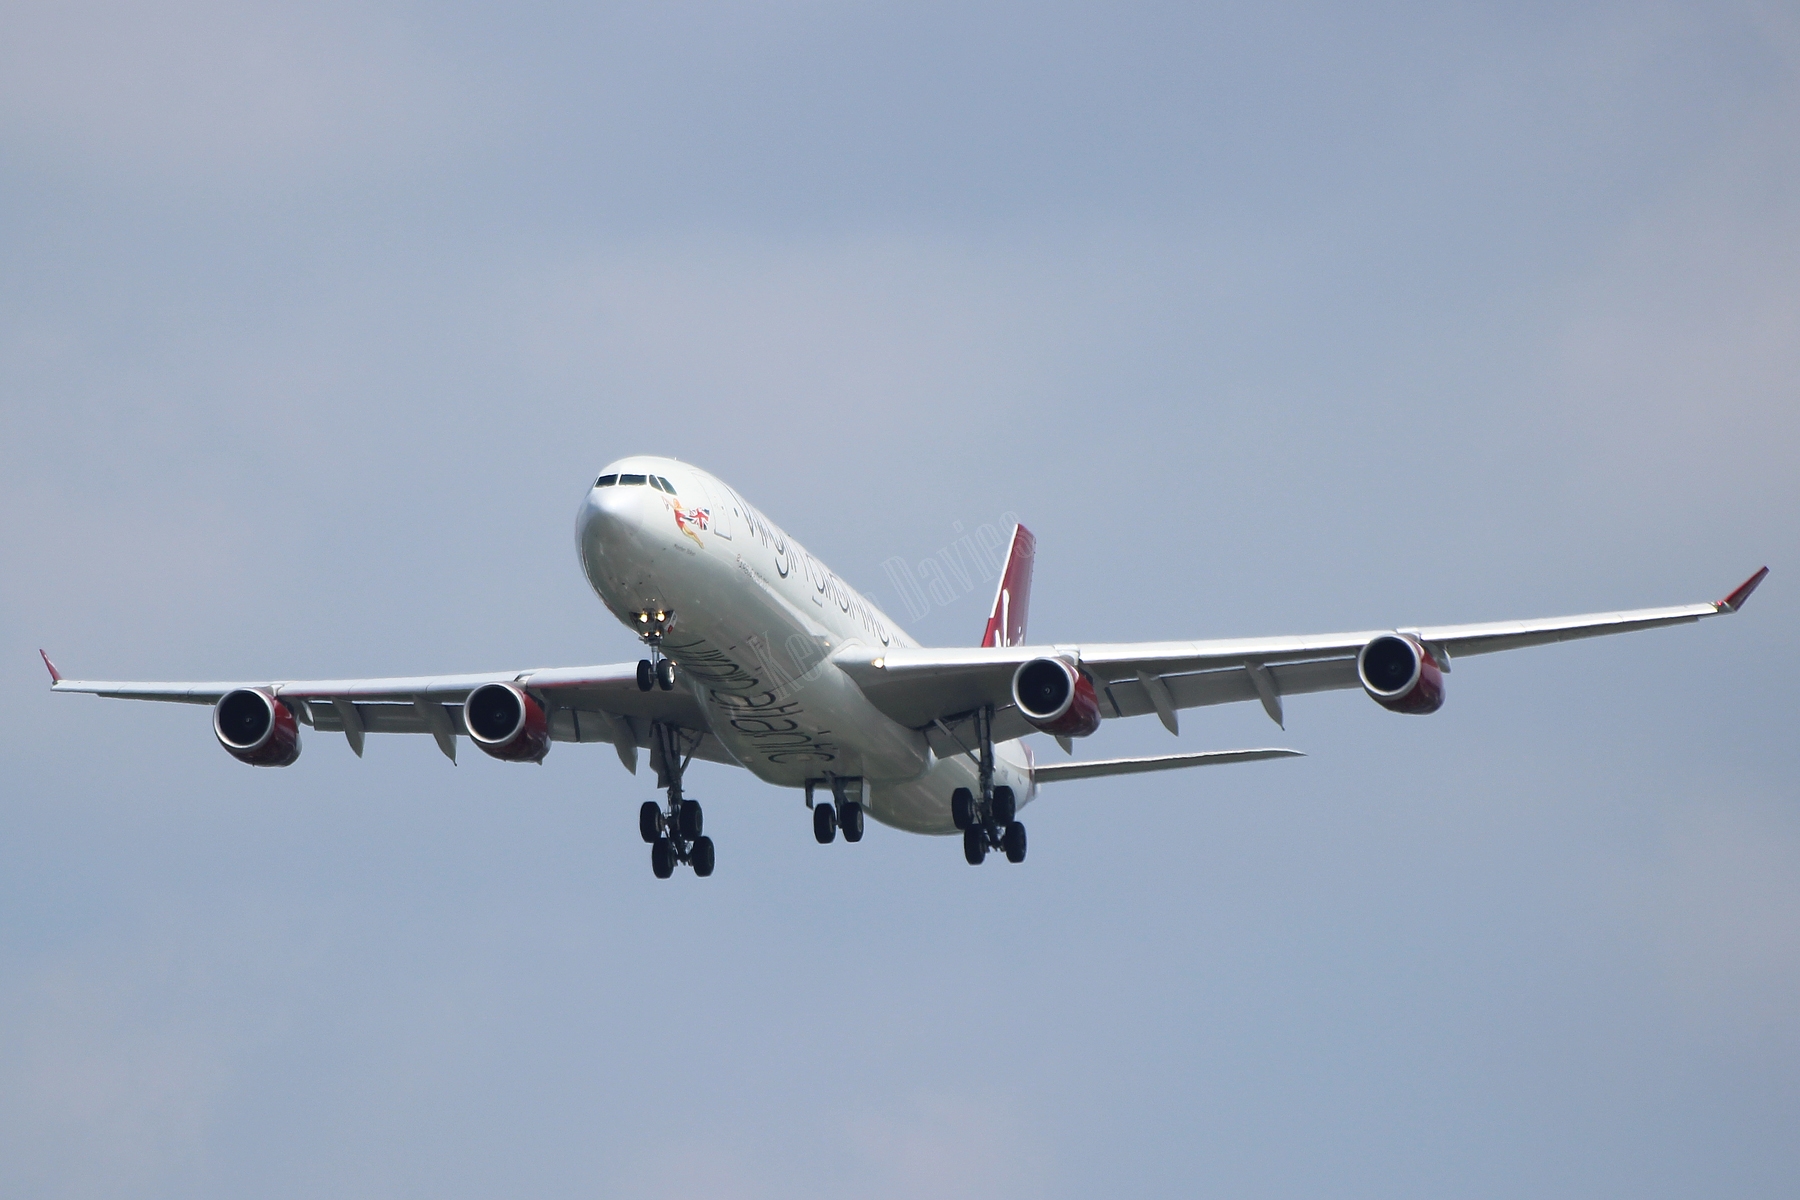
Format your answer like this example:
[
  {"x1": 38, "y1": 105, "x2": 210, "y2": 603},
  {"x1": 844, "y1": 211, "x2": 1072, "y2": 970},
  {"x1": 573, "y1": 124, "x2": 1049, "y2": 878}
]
[{"x1": 2, "y1": 2, "x2": 1797, "y2": 1196}]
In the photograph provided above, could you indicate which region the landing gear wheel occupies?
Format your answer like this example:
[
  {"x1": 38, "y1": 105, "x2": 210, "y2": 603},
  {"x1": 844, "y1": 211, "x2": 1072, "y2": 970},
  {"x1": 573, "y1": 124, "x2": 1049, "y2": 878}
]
[
  {"x1": 651, "y1": 837, "x2": 676, "y2": 878},
  {"x1": 840, "y1": 801, "x2": 864, "y2": 842},
  {"x1": 636, "y1": 659, "x2": 654, "y2": 692},
  {"x1": 691, "y1": 836, "x2": 715, "y2": 877},
  {"x1": 813, "y1": 801, "x2": 838, "y2": 844},
  {"x1": 992, "y1": 785, "x2": 1016, "y2": 826},
  {"x1": 656, "y1": 659, "x2": 677, "y2": 691},
  {"x1": 1003, "y1": 821, "x2": 1027, "y2": 864},
  {"x1": 678, "y1": 799, "x2": 703, "y2": 839},
  {"x1": 639, "y1": 800, "x2": 661, "y2": 843},
  {"x1": 963, "y1": 826, "x2": 988, "y2": 865},
  {"x1": 950, "y1": 788, "x2": 974, "y2": 831}
]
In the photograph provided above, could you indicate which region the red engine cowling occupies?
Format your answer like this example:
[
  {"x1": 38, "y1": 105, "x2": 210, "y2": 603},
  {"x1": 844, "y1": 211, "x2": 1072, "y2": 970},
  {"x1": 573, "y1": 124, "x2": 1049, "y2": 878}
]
[
  {"x1": 1357, "y1": 634, "x2": 1446, "y2": 714},
  {"x1": 214, "y1": 688, "x2": 302, "y2": 766},
  {"x1": 464, "y1": 682, "x2": 551, "y2": 763},
  {"x1": 1011, "y1": 657, "x2": 1103, "y2": 738}
]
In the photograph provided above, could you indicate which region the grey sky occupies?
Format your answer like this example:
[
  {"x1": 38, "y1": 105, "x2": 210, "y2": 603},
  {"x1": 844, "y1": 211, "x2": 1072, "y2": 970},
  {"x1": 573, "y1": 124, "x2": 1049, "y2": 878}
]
[{"x1": 2, "y1": 3, "x2": 1796, "y2": 1197}]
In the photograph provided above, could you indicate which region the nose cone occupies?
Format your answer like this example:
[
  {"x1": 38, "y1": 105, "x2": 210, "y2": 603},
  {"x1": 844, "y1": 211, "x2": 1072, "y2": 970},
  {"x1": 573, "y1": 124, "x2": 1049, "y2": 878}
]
[{"x1": 576, "y1": 468, "x2": 673, "y2": 605}]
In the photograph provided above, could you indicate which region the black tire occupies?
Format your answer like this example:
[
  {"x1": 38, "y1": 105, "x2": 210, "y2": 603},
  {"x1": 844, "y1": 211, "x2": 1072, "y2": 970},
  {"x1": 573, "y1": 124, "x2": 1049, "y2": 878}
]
[
  {"x1": 639, "y1": 800, "x2": 661, "y2": 843},
  {"x1": 963, "y1": 826, "x2": 987, "y2": 865},
  {"x1": 636, "y1": 659, "x2": 654, "y2": 692},
  {"x1": 992, "y1": 785, "x2": 1016, "y2": 825},
  {"x1": 651, "y1": 837, "x2": 675, "y2": 878},
  {"x1": 950, "y1": 788, "x2": 973, "y2": 830},
  {"x1": 813, "y1": 801, "x2": 837, "y2": 844},
  {"x1": 691, "y1": 836, "x2": 715, "y2": 877},
  {"x1": 656, "y1": 659, "x2": 677, "y2": 691},
  {"x1": 840, "y1": 801, "x2": 864, "y2": 842},
  {"x1": 678, "y1": 799, "x2": 703, "y2": 839},
  {"x1": 1003, "y1": 821, "x2": 1027, "y2": 864}
]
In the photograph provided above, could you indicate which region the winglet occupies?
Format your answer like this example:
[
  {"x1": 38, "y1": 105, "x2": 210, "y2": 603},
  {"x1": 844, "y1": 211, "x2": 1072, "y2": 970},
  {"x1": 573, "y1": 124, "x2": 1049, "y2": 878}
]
[
  {"x1": 1717, "y1": 566, "x2": 1769, "y2": 613},
  {"x1": 39, "y1": 649, "x2": 62, "y2": 684}
]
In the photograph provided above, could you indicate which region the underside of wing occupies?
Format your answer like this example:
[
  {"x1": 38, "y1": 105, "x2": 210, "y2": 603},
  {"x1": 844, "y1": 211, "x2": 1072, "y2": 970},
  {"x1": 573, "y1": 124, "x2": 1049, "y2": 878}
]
[
  {"x1": 45, "y1": 660, "x2": 733, "y2": 770},
  {"x1": 835, "y1": 567, "x2": 1766, "y2": 742}
]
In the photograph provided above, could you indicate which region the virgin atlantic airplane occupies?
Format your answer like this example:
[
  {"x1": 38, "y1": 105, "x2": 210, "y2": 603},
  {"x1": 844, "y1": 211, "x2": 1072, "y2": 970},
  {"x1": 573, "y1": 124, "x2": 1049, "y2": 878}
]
[{"x1": 43, "y1": 457, "x2": 1767, "y2": 877}]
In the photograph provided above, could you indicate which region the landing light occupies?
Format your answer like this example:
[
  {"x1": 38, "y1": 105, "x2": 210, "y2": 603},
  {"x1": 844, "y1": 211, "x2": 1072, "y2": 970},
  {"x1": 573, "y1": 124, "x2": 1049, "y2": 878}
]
[{"x1": 654, "y1": 610, "x2": 666, "y2": 622}]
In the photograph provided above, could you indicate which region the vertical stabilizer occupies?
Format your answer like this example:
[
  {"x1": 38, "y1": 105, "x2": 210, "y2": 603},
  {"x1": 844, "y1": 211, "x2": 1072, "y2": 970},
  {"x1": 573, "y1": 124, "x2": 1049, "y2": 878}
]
[{"x1": 981, "y1": 525, "x2": 1035, "y2": 647}]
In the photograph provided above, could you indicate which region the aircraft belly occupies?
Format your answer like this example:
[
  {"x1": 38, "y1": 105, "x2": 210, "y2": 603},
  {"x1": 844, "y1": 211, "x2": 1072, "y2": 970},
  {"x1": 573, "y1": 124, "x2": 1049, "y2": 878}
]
[{"x1": 652, "y1": 554, "x2": 931, "y2": 788}]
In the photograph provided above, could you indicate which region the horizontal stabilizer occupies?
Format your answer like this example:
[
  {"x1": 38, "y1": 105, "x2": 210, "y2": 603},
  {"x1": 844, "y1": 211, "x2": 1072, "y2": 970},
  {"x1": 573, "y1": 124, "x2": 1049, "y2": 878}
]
[{"x1": 1034, "y1": 747, "x2": 1302, "y2": 784}]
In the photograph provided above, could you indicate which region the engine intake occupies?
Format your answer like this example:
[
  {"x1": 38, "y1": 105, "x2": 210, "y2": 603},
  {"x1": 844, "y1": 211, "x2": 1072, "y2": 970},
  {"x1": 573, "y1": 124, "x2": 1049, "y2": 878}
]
[
  {"x1": 214, "y1": 688, "x2": 302, "y2": 766},
  {"x1": 464, "y1": 682, "x2": 550, "y2": 763},
  {"x1": 1357, "y1": 634, "x2": 1445, "y2": 714},
  {"x1": 1011, "y1": 657, "x2": 1102, "y2": 738}
]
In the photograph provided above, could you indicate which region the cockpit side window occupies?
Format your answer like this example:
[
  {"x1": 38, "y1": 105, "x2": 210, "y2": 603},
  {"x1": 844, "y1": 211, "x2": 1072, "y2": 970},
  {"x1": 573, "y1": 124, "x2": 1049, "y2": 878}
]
[
  {"x1": 656, "y1": 476, "x2": 677, "y2": 494},
  {"x1": 619, "y1": 474, "x2": 648, "y2": 486},
  {"x1": 594, "y1": 474, "x2": 618, "y2": 488},
  {"x1": 648, "y1": 476, "x2": 667, "y2": 492}
]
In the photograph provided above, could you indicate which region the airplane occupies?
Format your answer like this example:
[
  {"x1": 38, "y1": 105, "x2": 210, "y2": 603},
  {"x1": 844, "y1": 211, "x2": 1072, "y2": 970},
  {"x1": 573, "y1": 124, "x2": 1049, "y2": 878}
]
[{"x1": 42, "y1": 456, "x2": 1768, "y2": 878}]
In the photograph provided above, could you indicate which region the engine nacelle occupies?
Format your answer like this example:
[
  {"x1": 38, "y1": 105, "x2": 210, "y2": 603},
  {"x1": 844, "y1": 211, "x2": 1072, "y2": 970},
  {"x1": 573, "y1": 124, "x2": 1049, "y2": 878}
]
[
  {"x1": 464, "y1": 682, "x2": 551, "y2": 763},
  {"x1": 1357, "y1": 633, "x2": 1446, "y2": 714},
  {"x1": 1011, "y1": 657, "x2": 1103, "y2": 738},
  {"x1": 214, "y1": 688, "x2": 302, "y2": 766}
]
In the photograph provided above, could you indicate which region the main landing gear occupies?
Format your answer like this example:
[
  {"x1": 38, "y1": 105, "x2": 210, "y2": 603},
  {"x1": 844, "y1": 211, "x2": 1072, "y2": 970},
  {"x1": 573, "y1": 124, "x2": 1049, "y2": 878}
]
[
  {"x1": 641, "y1": 721, "x2": 713, "y2": 878},
  {"x1": 950, "y1": 705, "x2": 1027, "y2": 865},
  {"x1": 806, "y1": 776, "x2": 866, "y2": 845}
]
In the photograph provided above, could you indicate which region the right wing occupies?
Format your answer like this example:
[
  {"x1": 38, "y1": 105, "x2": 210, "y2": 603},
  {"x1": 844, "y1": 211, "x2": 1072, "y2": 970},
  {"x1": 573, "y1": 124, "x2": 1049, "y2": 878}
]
[
  {"x1": 835, "y1": 567, "x2": 1768, "y2": 745},
  {"x1": 44, "y1": 658, "x2": 733, "y2": 772}
]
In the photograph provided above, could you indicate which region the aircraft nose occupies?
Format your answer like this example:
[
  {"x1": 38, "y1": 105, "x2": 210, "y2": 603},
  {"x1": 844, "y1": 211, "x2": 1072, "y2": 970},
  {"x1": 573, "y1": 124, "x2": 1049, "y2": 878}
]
[{"x1": 576, "y1": 480, "x2": 661, "y2": 582}]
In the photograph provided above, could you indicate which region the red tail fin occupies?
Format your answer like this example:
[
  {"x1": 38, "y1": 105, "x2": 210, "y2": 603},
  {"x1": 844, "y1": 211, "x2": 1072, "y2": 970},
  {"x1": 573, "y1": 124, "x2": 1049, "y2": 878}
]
[{"x1": 981, "y1": 525, "x2": 1035, "y2": 647}]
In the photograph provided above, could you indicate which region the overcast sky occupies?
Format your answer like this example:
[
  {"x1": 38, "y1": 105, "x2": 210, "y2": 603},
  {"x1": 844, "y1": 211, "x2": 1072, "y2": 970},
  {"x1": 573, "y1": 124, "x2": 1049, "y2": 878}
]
[{"x1": 2, "y1": 3, "x2": 1797, "y2": 1197}]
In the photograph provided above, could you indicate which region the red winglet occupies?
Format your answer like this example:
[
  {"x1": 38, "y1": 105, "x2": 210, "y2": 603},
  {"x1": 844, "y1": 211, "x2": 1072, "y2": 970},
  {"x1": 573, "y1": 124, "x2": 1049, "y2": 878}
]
[
  {"x1": 1717, "y1": 566, "x2": 1769, "y2": 613},
  {"x1": 39, "y1": 649, "x2": 62, "y2": 684}
]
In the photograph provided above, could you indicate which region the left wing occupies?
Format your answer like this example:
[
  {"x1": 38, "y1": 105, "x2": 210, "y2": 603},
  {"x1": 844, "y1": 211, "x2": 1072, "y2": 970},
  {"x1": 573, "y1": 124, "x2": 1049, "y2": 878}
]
[
  {"x1": 44, "y1": 658, "x2": 733, "y2": 770},
  {"x1": 836, "y1": 567, "x2": 1768, "y2": 743}
]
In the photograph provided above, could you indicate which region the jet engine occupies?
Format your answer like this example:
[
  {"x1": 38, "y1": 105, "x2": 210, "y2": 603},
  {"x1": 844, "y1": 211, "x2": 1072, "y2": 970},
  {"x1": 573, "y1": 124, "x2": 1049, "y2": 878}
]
[
  {"x1": 1356, "y1": 634, "x2": 1445, "y2": 714},
  {"x1": 464, "y1": 682, "x2": 551, "y2": 763},
  {"x1": 214, "y1": 688, "x2": 302, "y2": 766},
  {"x1": 1011, "y1": 657, "x2": 1103, "y2": 738}
]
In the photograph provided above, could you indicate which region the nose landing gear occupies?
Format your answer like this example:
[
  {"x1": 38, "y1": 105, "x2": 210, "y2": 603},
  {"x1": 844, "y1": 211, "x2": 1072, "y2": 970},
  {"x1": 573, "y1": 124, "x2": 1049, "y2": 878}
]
[
  {"x1": 633, "y1": 607, "x2": 678, "y2": 692},
  {"x1": 642, "y1": 721, "x2": 713, "y2": 878}
]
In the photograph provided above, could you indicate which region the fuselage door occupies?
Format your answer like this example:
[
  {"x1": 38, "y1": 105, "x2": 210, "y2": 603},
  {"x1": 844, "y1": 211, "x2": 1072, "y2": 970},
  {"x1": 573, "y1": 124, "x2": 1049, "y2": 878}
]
[{"x1": 699, "y1": 476, "x2": 736, "y2": 540}]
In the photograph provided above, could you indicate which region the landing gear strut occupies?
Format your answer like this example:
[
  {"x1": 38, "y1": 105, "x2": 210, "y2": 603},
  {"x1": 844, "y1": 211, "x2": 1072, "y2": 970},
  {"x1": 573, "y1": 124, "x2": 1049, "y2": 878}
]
[
  {"x1": 643, "y1": 720, "x2": 713, "y2": 877},
  {"x1": 950, "y1": 705, "x2": 1026, "y2": 866}
]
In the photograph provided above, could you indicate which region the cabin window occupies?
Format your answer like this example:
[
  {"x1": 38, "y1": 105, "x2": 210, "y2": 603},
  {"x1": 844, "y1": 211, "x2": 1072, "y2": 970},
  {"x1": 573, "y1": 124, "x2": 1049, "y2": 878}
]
[
  {"x1": 619, "y1": 474, "x2": 648, "y2": 486},
  {"x1": 594, "y1": 474, "x2": 618, "y2": 488}
]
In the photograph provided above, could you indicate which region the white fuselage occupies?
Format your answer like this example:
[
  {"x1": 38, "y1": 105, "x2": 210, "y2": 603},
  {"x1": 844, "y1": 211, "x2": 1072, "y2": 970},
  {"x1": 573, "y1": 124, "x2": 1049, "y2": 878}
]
[{"x1": 576, "y1": 456, "x2": 1032, "y2": 834}]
